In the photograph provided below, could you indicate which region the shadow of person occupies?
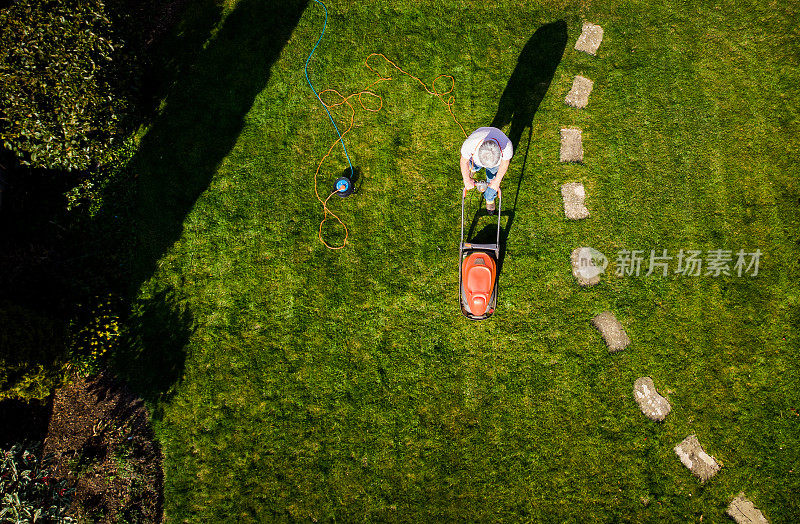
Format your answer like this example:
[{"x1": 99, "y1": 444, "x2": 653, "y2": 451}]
[
  {"x1": 490, "y1": 21, "x2": 567, "y2": 236},
  {"x1": 492, "y1": 20, "x2": 568, "y2": 150}
]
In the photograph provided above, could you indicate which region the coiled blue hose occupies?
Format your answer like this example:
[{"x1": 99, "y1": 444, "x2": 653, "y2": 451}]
[{"x1": 304, "y1": 0, "x2": 354, "y2": 177}]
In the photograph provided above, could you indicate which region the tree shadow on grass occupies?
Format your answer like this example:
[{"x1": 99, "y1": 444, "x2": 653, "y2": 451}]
[
  {"x1": 0, "y1": 0, "x2": 230, "y2": 317},
  {"x1": 491, "y1": 20, "x2": 567, "y2": 239},
  {"x1": 112, "y1": 289, "x2": 192, "y2": 416},
  {"x1": 130, "y1": 0, "x2": 309, "y2": 285},
  {"x1": 113, "y1": 0, "x2": 309, "y2": 403}
]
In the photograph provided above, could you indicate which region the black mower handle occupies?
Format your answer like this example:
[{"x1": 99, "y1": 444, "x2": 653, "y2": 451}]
[{"x1": 460, "y1": 188, "x2": 502, "y2": 258}]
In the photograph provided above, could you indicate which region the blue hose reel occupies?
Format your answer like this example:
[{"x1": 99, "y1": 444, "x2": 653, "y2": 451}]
[{"x1": 333, "y1": 174, "x2": 354, "y2": 197}]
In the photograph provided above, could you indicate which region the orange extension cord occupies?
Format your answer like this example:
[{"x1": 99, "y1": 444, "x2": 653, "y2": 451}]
[{"x1": 313, "y1": 53, "x2": 467, "y2": 250}]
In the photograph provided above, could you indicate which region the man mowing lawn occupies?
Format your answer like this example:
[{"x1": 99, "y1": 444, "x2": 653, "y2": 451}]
[{"x1": 460, "y1": 126, "x2": 513, "y2": 213}]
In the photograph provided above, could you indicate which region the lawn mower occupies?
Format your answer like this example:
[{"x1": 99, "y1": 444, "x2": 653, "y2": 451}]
[{"x1": 459, "y1": 186, "x2": 501, "y2": 320}]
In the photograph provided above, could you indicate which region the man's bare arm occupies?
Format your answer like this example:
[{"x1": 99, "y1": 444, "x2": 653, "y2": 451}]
[
  {"x1": 489, "y1": 159, "x2": 511, "y2": 190},
  {"x1": 460, "y1": 155, "x2": 475, "y2": 189}
]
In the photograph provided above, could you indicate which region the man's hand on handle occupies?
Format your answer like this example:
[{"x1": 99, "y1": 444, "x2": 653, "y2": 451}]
[
  {"x1": 491, "y1": 159, "x2": 511, "y2": 191},
  {"x1": 460, "y1": 155, "x2": 476, "y2": 190}
]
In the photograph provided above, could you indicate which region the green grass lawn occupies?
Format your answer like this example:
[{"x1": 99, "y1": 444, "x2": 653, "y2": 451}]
[{"x1": 115, "y1": 0, "x2": 800, "y2": 520}]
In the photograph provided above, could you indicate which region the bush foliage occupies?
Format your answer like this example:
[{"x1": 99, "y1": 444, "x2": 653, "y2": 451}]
[
  {"x1": 0, "y1": 443, "x2": 75, "y2": 523},
  {"x1": 0, "y1": 303, "x2": 69, "y2": 402},
  {"x1": 0, "y1": 0, "x2": 131, "y2": 171},
  {"x1": 68, "y1": 294, "x2": 122, "y2": 377}
]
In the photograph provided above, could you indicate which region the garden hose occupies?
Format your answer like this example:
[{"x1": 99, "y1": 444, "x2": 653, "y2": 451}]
[{"x1": 305, "y1": 0, "x2": 467, "y2": 250}]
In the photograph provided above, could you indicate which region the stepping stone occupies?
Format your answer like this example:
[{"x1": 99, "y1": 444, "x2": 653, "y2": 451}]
[
  {"x1": 633, "y1": 377, "x2": 671, "y2": 421},
  {"x1": 560, "y1": 128, "x2": 583, "y2": 163},
  {"x1": 575, "y1": 22, "x2": 604, "y2": 56},
  {"x1": 674, "y1": 435, "x2": 721, "y2": 483},
  {"x1": 592, "y1": 311, "x2": 630, "y2": 352},
  {"x1": 561, "y1": 182, "x2": 589, "y2": 219},
  {"x1": 565, "y1": 75, "x2": 594, "y2": 109},
  {"x1": 571, "y1": 247, "x2": 605, "y2": 287},
  {"x1": 727, "y1": 493, "x2": 768, "y2": 524}
]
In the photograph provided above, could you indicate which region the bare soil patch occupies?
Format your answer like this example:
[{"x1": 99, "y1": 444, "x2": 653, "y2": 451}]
[{"x1": 43, "y1": 371, "x2": 163, "y2": 523}]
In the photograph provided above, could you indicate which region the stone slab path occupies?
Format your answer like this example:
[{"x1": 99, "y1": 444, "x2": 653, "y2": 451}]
[
  {"x1": 560, "y1": 128, "x2": 583, "y2": 162},
  {"x1": 674, "y1": 435, "x2": 721, "y2": 483},
  {"x1": 565, "y1": 75, "x2": 594, "y2": 108},
  {"x1": 571, "y1": 247, "x2": 602, "y2": 286},
  {"x1": 727, "y1": 493, "x2": 768, "y2": 524},
  {"x1": 561, "y1": 182, "x2": 590, "y2": 219},
  {"x1": 575, "y1": 23, "x2": 604, "y2": 55},
  {"x1": 562, "y1": 22, "x2": 771, "y2": 519},
  {"x1": 592, "y1": 311, "x2": 630, "y2": 352},
  {"x1": 633, "y1": 377, "x2": 671, "y2": 421}
]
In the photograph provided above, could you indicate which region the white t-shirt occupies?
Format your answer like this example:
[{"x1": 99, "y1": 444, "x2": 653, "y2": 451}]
[{"x1": 460, "y1": 127, "x2": 513, "y2": 168}]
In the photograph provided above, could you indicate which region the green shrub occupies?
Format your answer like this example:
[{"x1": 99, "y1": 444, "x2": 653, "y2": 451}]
[
  {"x1": 67, "y1": 294, "x2": 121, "y2": 377},
  {"x1": 0, "y1": 0, "x2": 131, "y2": 171},
  {"x1": 65, "y1": 133, "x2": 138, "y2": 216},
  {"x1": 0, "y1": 443, "x2": 75, "y2": 523},
  {"x1": 0, "y1": 303, "x2": 69, "y2": 402}
]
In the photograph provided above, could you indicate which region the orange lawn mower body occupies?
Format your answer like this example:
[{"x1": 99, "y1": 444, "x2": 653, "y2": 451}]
[{"x1": 459, "y1": 188, "x2": 501, "y2": 320}]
